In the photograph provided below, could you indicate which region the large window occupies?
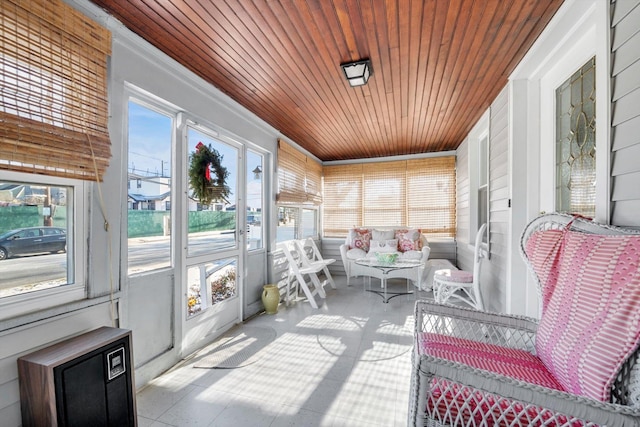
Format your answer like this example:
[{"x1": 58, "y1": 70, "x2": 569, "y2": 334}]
[
  {"x1": 323, "y1": 156, "x2": 456, "y2": 238},
  {"x1": 127, "y1": 101, "x2": 173, "y2": 275},
  {"x1": 0, "y1": 173, "x2": 85, "y2": 319}
]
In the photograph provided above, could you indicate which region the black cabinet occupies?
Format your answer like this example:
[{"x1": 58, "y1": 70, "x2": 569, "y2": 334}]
[{"x1": 18, "y1": 327, "x2": 137, "y2": 427}]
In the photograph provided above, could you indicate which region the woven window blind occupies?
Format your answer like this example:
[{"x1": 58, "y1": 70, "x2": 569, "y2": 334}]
[
  {"x1": 322, "y1": 156, "x2": 456, "y2": 238},
  {"x1": 276, "y1": 139, "x2": 322, "y2": 205},
  {"x1": 363, "y1": 160, "x2": 406, "y2": 226},
  {"x1": 0, "y1": 0, "x2": 112, "y2": 181},
  {"x1": 305, "y1": 156, "x2": 323, "y2": 205},
  {"x1": 323, "y1": 164, "x2": 363, "y2": 236},
  {"x1": 406, "y1": 157, "x2": 456, "y2": 237}
]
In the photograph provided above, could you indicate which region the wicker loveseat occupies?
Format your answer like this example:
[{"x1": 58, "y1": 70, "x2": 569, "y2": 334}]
[
  {"x1": 409, "y1": 213, "x2": 640, "y2": 426},
  {"x1": 339, "y1": 227, "x2": 431, "y2": 287}
]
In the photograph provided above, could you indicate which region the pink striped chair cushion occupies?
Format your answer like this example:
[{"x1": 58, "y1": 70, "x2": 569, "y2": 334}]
[
  {"x1": 418, "y1": 333, "x2": 565, "y2": 391},
  {"x1": 534, "y1": 230, "x2": 640, "y2": 401}
]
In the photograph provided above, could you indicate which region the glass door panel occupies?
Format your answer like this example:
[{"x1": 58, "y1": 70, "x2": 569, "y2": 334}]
[{"x1": 186, "y1": 127, "x2": 238, "y2": 257}]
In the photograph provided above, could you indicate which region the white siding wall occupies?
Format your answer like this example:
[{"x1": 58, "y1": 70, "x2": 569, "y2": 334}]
[
  {"x1": 611, "y1": 0, "x2": 640, "y2": 226},
  {"x1": 485, "y1": 88, "x2": 510, "y2": 312},
  {"x1": 456, "y1": 88, "x2": 510, "y2": 313}
]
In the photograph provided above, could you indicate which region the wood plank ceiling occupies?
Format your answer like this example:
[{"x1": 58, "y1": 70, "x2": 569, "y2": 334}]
[{"x1": 91, "y1": 0, "x2": 563, "y2": 161}]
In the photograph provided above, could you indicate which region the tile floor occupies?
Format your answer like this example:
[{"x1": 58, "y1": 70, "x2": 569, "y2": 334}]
[{"x1": 136, "y1": 277, "x2": 432, "y2": 427}]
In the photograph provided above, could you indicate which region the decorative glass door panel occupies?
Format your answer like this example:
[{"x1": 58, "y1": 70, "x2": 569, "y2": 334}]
[{"x1": 555, "y1": 57, "x2": 596, "y2": 217}]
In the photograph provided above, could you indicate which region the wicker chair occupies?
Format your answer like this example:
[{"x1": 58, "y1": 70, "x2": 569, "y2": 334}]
[
  {"x1": 432, "y1": 223, "x2": 487, "y2": 310},
  {"x1": 409, "y1": 213, "x2": 640, "y2": 426}
]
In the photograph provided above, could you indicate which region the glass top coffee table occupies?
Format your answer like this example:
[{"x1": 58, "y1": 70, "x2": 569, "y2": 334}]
[{"x1": 355, "y1": 258, "x2": 424, "y2": 303}]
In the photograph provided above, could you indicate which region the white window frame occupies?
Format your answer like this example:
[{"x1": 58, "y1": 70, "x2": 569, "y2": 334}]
[{"x1": 0, "y1": 170, "x2": 87, "y2": 321}]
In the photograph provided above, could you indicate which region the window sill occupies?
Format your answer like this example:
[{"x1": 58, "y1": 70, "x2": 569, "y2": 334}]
[{"x1": 0, "y1": 292, "x2": 120, "y2": 334}]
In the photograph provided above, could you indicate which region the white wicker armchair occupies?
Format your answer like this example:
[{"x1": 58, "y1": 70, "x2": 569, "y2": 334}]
[{"x1": 409, "y1": 213, "x2": 640, "y2": 426}]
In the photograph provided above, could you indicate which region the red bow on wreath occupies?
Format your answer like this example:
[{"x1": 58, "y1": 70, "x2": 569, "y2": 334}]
[{"x1": 196, "y1": 142, "x2": 212, "y2": 181}]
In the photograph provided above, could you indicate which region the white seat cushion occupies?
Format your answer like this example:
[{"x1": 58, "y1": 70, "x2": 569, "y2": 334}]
[{"x1": 346, "y1": 248, "x2": 367, "y2": 259}]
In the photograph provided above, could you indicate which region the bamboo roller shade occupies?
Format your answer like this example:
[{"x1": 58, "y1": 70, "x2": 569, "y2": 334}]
[
  {"x1": 276, "y1": 139, "x2": 322, "y2": 206},
  {"x1": 0, "y1": 0, "x2": 112, "y2": 181}
]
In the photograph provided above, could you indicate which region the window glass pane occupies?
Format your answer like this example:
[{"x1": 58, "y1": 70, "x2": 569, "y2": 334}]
[
  {"x1": 127, "y1": 101, "x2": 173, "y2": 275},
  {"x1": 555, "y1": 57, "x2": 596, "y2": 217},
  {"x1": 0, "y1": 181, "x2": 71, "y2": 298},
  {"x1": 187, "y1": 258, "x2": 237, "y2": 317},
  {"x1": 276, "y1": 207, "x2": 299, "y2": 242},
  {"x1": 247, "y1": 151, "x2": 263, "y2": 250},
  {"x1": 301, "y1": 209, "x2": 317, "y2": 238},
  {"x1": 187, "y1": 128, "x2": 238, "y2": 256}
]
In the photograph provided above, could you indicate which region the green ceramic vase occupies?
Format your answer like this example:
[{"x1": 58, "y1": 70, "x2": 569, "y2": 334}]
[{"x1": 262, "y1": 284, "x2": 279, "y2": 314}]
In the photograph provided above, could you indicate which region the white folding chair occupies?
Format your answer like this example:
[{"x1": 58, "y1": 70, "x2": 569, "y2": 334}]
[
  {"x1": 277, "y1": 241, "x2": 328, "y2": 309},
  {"x1": 294, "y1": 238, "x2": 337, "y2": 291}
]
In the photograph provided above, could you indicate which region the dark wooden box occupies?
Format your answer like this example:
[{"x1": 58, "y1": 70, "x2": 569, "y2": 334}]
[{"x1": 18, "y1": 326, "x2": 137, "y2": 427}]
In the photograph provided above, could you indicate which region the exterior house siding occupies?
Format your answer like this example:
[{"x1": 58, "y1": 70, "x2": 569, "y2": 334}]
[
  {"x1": 455, "y1": 87, "x2": 509, "y2": 313},
  {"x1": 611, "y1": 0, "x2": 640, "y2": 226},
  {"x1": 485, "y1": 87, "x2": 510, "y2": 312}
]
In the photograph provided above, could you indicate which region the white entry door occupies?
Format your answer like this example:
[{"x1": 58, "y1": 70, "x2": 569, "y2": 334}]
[{"x1": 181, "y1": 124, "x2": 244, "y2": 355}]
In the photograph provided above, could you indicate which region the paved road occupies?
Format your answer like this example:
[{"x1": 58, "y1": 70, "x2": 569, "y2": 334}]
[
  {"x1": 0, "y1": 229, "x2": 266, "y2": 290},
  {"x1": 0, "y1": 253, "x2": 67, "y2": 291},
  {"x1": 0, "y1": 225, "x2": 297, "y2": 292}
]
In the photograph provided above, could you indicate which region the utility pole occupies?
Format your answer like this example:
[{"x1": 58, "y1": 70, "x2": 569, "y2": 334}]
[{"x1": 43, "y1": 186, "x2": 52, "y2": 226}]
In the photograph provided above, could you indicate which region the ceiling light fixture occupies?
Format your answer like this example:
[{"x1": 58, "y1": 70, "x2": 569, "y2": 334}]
[{"x1": 340, "y1": 59, "x2": 372, "y2": 87}]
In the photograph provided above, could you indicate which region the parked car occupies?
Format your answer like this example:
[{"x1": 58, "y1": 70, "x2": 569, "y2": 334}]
[{"x1": 0, "y1": 226, "x2": 66, "y2": 260}]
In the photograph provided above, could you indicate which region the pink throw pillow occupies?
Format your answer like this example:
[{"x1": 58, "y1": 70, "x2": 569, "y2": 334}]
[
  {"x1": 349, "y1": 228, "x2": 371, "y2": 252},
  {"x1": 533, "y1": 230, "x2": 640, "y2": 402},
  {"x1": 395, "y1": 229, "x2": 420, "y2": 252}
]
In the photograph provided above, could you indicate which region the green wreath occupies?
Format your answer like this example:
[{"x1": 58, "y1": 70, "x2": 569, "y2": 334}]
[{"x1": 188, "y1": 142, "x2": 231, "y2": 205}]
